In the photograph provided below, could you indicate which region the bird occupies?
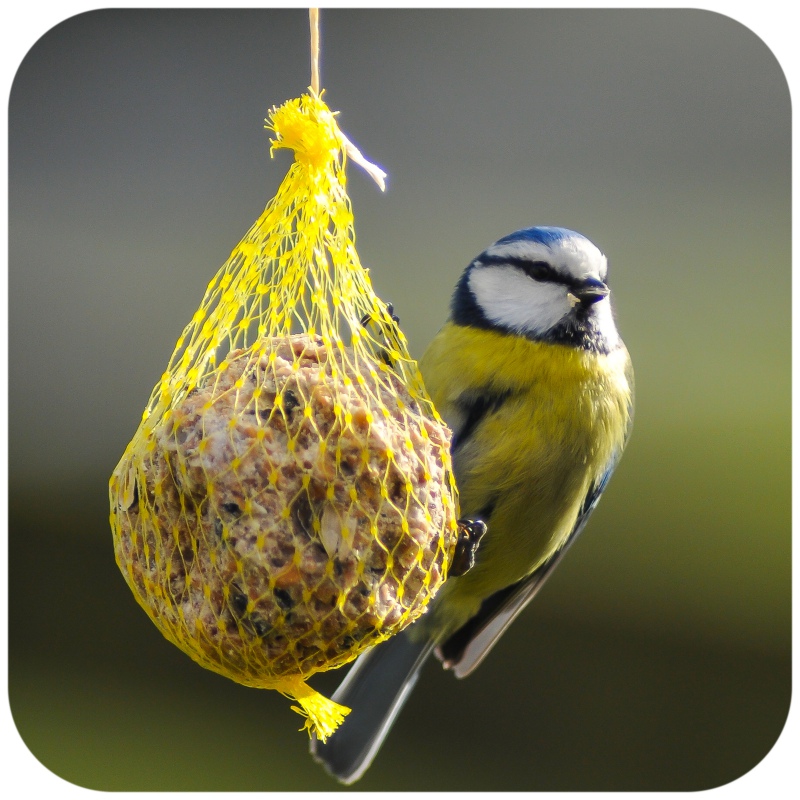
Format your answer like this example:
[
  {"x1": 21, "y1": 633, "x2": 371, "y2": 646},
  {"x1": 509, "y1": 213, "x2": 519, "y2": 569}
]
[{"x1": 311, "y1": 225, "x2": 634, "y2": 783}]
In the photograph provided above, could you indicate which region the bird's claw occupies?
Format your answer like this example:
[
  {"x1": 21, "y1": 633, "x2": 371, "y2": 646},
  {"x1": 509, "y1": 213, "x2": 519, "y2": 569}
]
[
  {"x1": 449, "y1": 518, "x2": 488, "y2": 577},
  {"x1": 359, "y1": 302, "x2": 400, "y2": 328},
  {"x1": 359, "y1": 301, "x2": 401, "y2": 368}
]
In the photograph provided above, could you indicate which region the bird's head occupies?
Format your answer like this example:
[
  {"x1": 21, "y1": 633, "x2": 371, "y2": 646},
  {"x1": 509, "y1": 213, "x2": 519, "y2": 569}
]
[{"x1": 451, "y1": 226, "x2": 621, "y2": 353}]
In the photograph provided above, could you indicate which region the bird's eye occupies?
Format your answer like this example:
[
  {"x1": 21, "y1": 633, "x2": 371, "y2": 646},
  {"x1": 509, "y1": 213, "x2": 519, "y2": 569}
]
[{"x1": 521, "y1": 261, "x2": 555, "y2": 282}]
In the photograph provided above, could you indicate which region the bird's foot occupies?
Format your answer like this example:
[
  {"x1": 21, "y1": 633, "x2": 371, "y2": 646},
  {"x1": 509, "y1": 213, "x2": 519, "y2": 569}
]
[{"x1": 449, "y1": 518, "x2": 487, "y2": 577}]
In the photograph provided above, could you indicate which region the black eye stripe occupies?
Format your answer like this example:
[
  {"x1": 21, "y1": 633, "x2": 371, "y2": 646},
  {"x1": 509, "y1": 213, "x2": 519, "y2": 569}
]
[
  {"x1": 478, "y1": 255, "x2": 571, "y2": 286},
  {"x1": 520, "y1": 260, "x2": 559, "y2": 282}
]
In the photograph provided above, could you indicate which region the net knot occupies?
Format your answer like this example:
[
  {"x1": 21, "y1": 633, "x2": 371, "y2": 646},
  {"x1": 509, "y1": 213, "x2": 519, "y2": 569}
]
[
  {"x1": 280, "y1": 675, "x2": 351, "y2": 742},
  {"x1": 267, "y1": 92, "x2": 342, "y2": 170}
]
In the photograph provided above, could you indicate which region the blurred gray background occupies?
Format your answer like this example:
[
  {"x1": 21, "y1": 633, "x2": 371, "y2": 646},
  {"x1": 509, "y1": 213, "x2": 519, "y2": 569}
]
[{"x1": 8, "y1": 8, "x2": 790, "y2": 791}]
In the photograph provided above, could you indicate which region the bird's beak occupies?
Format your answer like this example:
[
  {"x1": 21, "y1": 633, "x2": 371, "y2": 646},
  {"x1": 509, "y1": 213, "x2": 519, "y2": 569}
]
[{"x1": 568, "y1": 279, "x2": 609, "y2": 308}]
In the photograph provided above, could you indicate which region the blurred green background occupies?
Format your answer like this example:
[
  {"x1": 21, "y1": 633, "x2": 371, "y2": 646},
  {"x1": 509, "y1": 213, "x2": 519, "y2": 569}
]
[{"x1": 8, "y1": 8, "x2": 790, "y2": 792}]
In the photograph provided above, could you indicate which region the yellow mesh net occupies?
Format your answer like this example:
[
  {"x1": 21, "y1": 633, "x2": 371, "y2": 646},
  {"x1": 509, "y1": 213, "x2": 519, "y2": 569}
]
[{"x1": 108, "y1": 92, "x2": 459, "y2": 741}]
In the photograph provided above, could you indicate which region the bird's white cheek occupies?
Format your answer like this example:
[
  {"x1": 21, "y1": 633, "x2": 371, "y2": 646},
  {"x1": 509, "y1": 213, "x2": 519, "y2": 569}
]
[{"x1": 469, "y1": 266, "x2": 570, "y2": 336}]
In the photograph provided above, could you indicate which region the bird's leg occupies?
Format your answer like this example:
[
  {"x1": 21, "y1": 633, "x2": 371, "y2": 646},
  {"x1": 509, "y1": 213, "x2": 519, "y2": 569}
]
[
  {"x1": 449, "y1": 518, "x2": 488, "y2": 577},
  {"x1": 360, "y1": 301, "x2": 401, "y2": 367}
]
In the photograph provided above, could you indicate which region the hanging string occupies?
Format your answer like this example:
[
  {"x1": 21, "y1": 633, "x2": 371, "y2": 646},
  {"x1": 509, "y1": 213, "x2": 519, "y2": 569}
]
[
  {"x1": 309, "y1": 8, "x2": 320, "y2": 96},
  {"x1": 308, "y1": 8, "x2": 387, "y2": 191}
]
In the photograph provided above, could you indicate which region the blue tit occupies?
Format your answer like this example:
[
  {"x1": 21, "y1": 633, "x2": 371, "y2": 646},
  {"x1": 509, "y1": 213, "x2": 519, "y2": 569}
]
[{"x1": 311, "y1": 226, "x2": 634, "y2": 783}]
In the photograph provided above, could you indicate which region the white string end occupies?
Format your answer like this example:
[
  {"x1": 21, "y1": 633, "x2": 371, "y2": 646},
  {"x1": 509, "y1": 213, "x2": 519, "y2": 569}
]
[{"x1": 341, "y1": 132, "x2": 387, "y2": 192}]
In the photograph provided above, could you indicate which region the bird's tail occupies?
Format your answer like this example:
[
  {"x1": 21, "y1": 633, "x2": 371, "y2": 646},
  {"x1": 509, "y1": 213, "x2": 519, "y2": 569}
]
[{"x1": 310, "y1": 629, "x2": 435, "y2": 784}]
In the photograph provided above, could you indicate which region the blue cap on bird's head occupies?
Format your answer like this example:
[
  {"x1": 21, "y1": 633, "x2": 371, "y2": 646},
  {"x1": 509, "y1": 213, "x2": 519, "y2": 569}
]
[{"x1": 491, "y1": 226, "x2": 586, "y2": 250}]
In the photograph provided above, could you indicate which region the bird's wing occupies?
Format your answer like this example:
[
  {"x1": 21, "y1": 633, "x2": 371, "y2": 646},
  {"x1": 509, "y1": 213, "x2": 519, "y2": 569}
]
[{"x1": 437, "y1": 458, "x2": 620, "y2": 679}]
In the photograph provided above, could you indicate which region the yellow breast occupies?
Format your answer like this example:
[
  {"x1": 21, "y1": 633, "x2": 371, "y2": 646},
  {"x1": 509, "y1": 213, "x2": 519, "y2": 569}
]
[{"x1": 420, "y1": 322, "x2": 633, "y2": 635}]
